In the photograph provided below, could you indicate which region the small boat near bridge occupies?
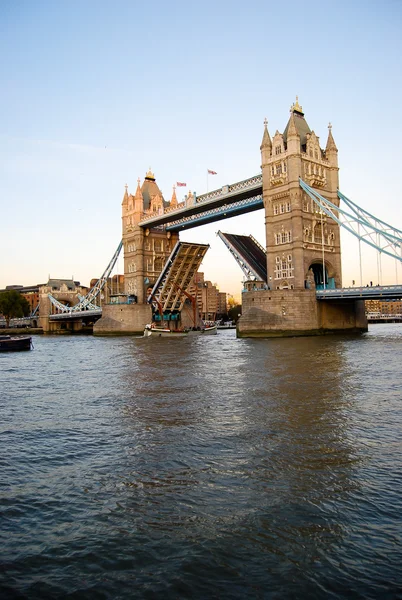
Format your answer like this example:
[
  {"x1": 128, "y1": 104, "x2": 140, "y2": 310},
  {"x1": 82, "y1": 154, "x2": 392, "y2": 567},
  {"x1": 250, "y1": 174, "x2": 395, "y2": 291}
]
[
  {"x1": 187, "y1": 324, "x2": 218, "y2": 335},
  {"x1": 143, "y1": 323, "x2": 218, "y2": 337},
  {"x1": 0, "y1": 334, "x2": 33, "y2": 351},
  {"x1": 144, "y1": 325, "x2": 188, "y2": 338}
]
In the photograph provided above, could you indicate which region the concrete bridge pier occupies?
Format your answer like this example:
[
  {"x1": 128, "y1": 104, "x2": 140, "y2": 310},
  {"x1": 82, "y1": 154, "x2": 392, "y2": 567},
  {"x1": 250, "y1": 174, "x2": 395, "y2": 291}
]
[
  {"x1": 93, "y1": 303, "x2": 152, "y2": 335},
  {"x1": 238, "y1": 287, "x2": 367, "y2": 338},
  {"x1": 40, "y1": 316, "x2": 86, "y2": 333}
]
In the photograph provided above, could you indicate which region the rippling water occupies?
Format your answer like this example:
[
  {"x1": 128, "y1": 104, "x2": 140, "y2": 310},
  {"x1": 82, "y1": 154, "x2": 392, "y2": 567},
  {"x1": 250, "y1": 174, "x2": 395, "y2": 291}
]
[{"x1": 1, "y1": 325, "x2": 402, "y2": 599}]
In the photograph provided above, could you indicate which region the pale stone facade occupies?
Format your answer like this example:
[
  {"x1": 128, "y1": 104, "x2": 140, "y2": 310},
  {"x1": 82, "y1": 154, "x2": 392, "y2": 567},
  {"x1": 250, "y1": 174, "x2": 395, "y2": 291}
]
[
  {"x1": 95, "y1": 171, "x2": 183, "y2": 334},
  {"x1": 121, "y1": 170, "x2": 180, "y2": 304},
  {"x1": 94, "y1": 303, "x2": 152, "y2": 335},
  {"x1": 239, "y1": 99, "x2": 367, "y2": 337},
  {"x1": 261, "y1": 98, "x2": 341, "y2": 290},
  {"x1": 239, "y1": 288, "x2": 367, "y2": 337}
]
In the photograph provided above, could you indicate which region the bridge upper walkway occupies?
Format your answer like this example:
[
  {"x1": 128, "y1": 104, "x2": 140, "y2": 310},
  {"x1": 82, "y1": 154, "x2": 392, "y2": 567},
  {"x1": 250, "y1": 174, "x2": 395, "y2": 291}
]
[{"x1": 139, "y1": 174, "x2": 263, "y2": 231}]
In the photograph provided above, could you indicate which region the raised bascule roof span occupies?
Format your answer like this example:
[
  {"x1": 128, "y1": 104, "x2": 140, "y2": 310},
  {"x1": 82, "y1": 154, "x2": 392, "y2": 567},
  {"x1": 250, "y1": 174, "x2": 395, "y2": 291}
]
[
  {"x1": 147, "y1": 241, "x2": 209, "y2": 316},
  {"x1": 217, "y1": 231, "x2": 267, "y2": 282}
]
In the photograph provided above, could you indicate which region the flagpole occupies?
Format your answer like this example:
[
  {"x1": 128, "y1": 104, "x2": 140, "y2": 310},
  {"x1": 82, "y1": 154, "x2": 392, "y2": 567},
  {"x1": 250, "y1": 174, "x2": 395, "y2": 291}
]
[{"x1": 206, "y1": 170, "x2": 209, "y2": 193}]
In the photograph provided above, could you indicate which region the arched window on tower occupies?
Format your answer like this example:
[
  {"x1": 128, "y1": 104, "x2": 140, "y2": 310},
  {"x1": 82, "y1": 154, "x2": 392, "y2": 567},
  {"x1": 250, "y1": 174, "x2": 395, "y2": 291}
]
[{"x1": 314, "y1": 223, "x2": 323, "y2": 244}]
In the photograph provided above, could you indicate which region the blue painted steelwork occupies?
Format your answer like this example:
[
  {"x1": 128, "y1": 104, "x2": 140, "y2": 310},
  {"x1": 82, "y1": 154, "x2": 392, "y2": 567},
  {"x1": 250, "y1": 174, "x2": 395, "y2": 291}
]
[
  {"x1": 165, "y1": 195, "x2": 263, "y2": 231},
  {"x1": 217, "y1": 231, "x2": 267, "y2": 282},
  {"x1": 31, "y1": 303, "x2": 39, "y2": 317},
  {"x1": 316, "y1": 278, "x2": 335, "y2": 290},
  {"x1": 139, "y1": 174, "x2": 263, "y2": 231},
  {"x1": 49, "y1": 308, "x2": 102, "y2": 320},
  {"x1": 316, "y1": 284, "x2": 402, "y2": 300},
  {"x1": 47, "y1": 240, "x2": 123, "y2": 315},
  {"x1": 300, "y1": 179, "x2": 402, "y2": 262},
  {"x1": 338, "y1": 190, "x2": 402, "y2": 239}
]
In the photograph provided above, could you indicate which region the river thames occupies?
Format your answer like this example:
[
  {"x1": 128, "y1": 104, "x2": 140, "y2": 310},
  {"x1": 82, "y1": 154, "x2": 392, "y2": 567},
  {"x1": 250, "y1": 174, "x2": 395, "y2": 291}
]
[{"x1": 1, "y1": 325, "x2": 401, "y2": 599}]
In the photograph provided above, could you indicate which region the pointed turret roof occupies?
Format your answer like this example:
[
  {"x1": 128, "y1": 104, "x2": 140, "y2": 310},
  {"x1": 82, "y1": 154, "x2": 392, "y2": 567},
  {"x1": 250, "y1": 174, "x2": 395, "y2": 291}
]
[
  {"x1": 283, "y1": 97, "x2": 311, "y2": 147},
  {"x1": 141, "y1": 168, "x2": 168, "y2": 210},
  {"x1": 170, "y1": 186, "x2": 178, "y2": 208},
  {"x1": 122, "y1": 184, "x2": 129, "y2": 206},
  {"x1": 260, "y1": 118, "x2": 272, "y2": 150},
  {"x1": 135, "y1": 178, "x2": 143, "y2": 199},
  {"x1": 325, "y1": 123, "x2": 338, "y2": 152},
  {"x1": 287, "y1": 111, "x2": 298, "y2": 138}
]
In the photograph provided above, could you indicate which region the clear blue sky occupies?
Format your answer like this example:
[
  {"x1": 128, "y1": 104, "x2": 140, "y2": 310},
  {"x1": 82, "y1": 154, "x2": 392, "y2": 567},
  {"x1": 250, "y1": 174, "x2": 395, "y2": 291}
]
[{"x1": 1, "y1": 0, "x2": 402, "y2": 297}]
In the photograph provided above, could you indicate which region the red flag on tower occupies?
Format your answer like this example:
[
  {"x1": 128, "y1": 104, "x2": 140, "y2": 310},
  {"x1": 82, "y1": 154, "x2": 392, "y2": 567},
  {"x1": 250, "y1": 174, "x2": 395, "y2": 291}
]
[
  {"x1": 207, "y1": 169, "x2": 217, "y2": 175},
  {"x1": 176, "y1": 182, "x2": 187, "y2": 187}
]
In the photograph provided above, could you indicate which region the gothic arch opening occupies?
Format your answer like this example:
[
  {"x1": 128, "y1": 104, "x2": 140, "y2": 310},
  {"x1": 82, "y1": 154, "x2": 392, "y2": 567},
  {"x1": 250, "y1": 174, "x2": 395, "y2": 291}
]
[{"x1": 307, "y1": 260, "x2": 336, "y2": 290}]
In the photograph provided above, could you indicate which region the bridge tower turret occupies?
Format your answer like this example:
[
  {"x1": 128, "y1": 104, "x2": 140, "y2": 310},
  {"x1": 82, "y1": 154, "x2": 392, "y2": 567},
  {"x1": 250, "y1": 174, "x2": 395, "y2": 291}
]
[
  {"x1": 325, "y1": 123, "x2": 339, "y2": 191},
  {"x1": 121, "y1": 170, "x2": 179, "y2": 304},
  {"x1": 261, "y1": 98, "x2": 342, "y2": 291},
  {"x1": 260, "y1": 118, "x2": 272, "y2": 165}
]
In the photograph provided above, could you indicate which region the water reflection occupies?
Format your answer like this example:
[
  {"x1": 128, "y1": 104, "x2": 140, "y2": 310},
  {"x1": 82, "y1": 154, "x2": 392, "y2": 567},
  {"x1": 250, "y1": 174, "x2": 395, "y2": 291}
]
[
  {"x1": 116, "y1": 335, "x2": 362, "y2": 563},
  {"x1": 2, "y1": 329, "x2": 401, "y2": 598}
]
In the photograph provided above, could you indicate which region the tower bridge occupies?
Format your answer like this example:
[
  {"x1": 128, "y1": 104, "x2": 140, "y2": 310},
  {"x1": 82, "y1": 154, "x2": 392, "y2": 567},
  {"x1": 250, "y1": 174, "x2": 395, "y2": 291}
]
[{"x1": 43, "y1": 98, "x2": 402, "y2": 337}]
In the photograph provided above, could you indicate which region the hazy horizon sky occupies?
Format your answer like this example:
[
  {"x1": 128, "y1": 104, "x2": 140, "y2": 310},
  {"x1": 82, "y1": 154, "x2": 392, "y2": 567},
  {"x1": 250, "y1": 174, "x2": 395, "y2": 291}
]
[{"x1": 1, "y1": 0, "x2": 402, "y2": 298}]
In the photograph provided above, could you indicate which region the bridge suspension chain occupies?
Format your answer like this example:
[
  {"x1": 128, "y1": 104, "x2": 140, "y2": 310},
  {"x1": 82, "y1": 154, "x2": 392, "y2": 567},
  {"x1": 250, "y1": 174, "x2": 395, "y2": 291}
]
[
  {"x1": 48, "y1": 240, "x2": 123, "y2": 313},
  {"x1": 338, "y1": 190, "x2": 402, "y2": 241},
  {"x1": 48, "y1": 294, "x2": 73, "y2": 313},
  {"x1": 299, "y1": 179, "x2": 402, "y2": 262}
]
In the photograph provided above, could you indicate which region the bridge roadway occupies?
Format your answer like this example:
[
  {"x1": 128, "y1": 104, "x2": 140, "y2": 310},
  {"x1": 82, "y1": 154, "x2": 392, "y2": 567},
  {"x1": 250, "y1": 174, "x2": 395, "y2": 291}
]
[
  {"x1": 139, "y1": 174, "x2": 263, "y2": 231},
  {"x1": 315, "y1": 284, "x2": 402, "y2": 301},
  {"x1": 49, "y1": 308, "x2": 102, "y2": 321}
]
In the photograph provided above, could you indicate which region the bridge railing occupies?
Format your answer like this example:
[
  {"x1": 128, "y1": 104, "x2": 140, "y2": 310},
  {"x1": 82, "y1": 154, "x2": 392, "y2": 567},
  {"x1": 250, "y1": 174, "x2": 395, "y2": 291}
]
[
  {"x1": 139, "y1": 174, "x2": 263, "y2": 226},
  {"x1": 316, "y1": 284, "x2": 402, "y2": 299},
  {"x1": 195, "y1": 174, "x2": 263, "y2": 205}
]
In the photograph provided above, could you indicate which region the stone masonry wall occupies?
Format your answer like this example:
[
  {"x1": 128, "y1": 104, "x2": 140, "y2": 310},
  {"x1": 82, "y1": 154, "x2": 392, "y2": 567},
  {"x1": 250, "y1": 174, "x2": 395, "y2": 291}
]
[
  {"x1": 238, "y1": 289, "x2": 367, "y2": 338},
  {"x1": 93, "y1": 304, "x2": 152, "y2": 335}
]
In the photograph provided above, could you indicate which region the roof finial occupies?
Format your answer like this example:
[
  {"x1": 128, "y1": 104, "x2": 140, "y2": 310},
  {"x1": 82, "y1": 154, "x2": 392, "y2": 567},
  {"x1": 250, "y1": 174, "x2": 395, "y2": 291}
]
[
  {"x1": 264, "y1": 117, "x2": 268, "y2": 127},
  {"x1": 328, "y1": 122, "x2": 332, "y2": 131},
  {"x1": 137, "y1": 177, "x2": 141, "y2": 185},
  {"x1": 125, "y1": 183, "x2": 128, "y2": 191},
  {"x1": 291, "y1": 96, "x2": 303, "y2": 114}
]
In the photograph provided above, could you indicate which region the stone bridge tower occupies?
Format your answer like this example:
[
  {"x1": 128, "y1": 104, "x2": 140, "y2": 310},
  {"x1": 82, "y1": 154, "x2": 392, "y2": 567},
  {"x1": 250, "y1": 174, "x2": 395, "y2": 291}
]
[
  {"x1": 261, "y1": 98, "x2": 341, "y2": 291},
  {"x1": 95, "y1": 169, "x2": 184, "y2": 334},
  {"x1": 238, "y1": 99, "x2": 367, "y2": 337},
  {"x1": 121, "y1": 169, "x2": 179, "y2": 303}
]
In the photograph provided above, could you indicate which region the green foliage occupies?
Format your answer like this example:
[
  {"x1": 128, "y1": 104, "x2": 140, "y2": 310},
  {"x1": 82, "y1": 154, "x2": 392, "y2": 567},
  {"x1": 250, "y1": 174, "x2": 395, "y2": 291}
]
[
  {"x1": 0, "y1": 290, "x2": 30, "y2": 325},
  {"x1": 228, "y1": 304, "x2": 242, "y2": 323}
]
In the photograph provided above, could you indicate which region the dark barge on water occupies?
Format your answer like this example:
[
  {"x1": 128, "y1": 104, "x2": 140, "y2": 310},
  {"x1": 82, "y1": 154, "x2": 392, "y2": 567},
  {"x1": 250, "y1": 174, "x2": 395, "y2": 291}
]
[{"x1": 0, "y1": 335, "x2": 33, "y2": 351}]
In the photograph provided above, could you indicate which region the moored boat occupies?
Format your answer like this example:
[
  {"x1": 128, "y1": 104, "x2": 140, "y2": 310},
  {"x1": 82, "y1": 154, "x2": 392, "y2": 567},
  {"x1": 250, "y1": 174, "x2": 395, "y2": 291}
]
[
  {"x1": 187, "y1": 324, "x2": 218, "y2": 335},
  {"x1": 0, "y1": 335, "x2": 33, "y2": 351},
  {"x1": 143, "y1": 324, "x2": 188, "y2": 338}
]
